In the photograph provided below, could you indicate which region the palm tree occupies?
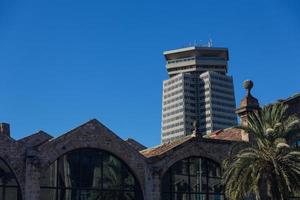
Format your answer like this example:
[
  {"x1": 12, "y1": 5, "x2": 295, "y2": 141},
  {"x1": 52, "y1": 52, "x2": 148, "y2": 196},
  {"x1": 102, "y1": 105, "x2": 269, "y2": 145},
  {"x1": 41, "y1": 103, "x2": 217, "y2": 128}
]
[{"x1": 223, "y1": 103, "x2": 300, "y2": 200}]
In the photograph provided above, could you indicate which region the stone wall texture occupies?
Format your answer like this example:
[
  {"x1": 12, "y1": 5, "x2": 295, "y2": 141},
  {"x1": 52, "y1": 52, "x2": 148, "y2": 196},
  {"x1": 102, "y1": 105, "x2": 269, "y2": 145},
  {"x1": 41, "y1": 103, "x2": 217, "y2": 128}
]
[{"x1": 1, "y1": 93, "x2": 299, "y2": 200}]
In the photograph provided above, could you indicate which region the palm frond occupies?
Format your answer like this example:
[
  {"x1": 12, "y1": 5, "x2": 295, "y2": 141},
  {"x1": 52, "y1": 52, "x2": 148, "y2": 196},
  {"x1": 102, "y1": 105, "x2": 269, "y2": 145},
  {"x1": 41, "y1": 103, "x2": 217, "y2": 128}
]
[{"x1": 223, "y1": 103, "x2": 300, "y2": 200}]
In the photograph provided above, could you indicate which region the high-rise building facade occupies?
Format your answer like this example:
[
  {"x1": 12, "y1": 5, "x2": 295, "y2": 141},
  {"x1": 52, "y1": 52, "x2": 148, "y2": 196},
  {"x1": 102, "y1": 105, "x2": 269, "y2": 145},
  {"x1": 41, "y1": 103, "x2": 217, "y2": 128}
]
[{"x1": 161, "y1": 46, "x2": 237, "y2": 143}]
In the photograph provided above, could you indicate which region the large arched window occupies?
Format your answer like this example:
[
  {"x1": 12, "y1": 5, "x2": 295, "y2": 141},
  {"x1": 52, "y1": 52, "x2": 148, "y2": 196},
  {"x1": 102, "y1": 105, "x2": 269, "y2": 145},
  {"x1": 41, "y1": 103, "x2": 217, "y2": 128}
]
[
  {"x1": 162, "y1": 157, "x2": 224, "y2": 200},
  {"x1": 0, "y1": 158, "x2": 21, "y2": 200},
  {"x1": 40, "y1": 148, "x2": 143, "y2": 200}
]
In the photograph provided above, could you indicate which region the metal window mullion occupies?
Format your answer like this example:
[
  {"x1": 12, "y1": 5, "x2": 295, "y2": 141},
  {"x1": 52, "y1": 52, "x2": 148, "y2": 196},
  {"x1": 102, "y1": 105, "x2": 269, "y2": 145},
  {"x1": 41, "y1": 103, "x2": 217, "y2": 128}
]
[
  {"x1": 198, "y1": 158, "x2": 203, "y2": 200},
  {"x1": 0, "y1": 185, "x2": 19, "y2": 187}
]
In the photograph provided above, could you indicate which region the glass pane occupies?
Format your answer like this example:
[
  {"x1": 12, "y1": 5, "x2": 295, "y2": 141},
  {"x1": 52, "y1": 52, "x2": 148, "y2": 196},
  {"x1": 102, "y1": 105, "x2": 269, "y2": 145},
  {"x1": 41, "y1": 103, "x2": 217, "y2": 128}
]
[
  {"x1": 190, "y1": 158, "x2": 207, "y2": 193},
  {"x1": 0, "y1": 187, "x2": 2, "y2": 200},
  {"x1": 161, "y1": 192, "x2": 171, "y2": 200},
  {"x1": 190, "y1": 158, "x2": 207, "y2": 177},
  {"x1": 103, "y1": 154, "x2": 123, "y2": 189},
  {"x1": 207, "y1": 161, "x2": 220, "y2": 177},
  {"x1": 134, "y1": 190, "x2": 143, "y2": 200},
  {"x1": 172, "y1": 159, "x2": 189, "y2": 176},
  {"x1": 4, "y1": 187, "x2": 18, "y2": 200},
  {"x1": 40, "y1": 161, "x2": 57, "y2": 187},
  {"x1": 102, "y1": 191, "x2": 122, "y2": 200},
  {"x1": 172, "y1": 159, "x2": 189, "y2": 192},
  {"x1": 190, "y1": 174, "x2": 206, "y2": 193},
  {"x1": 208, "y1": 194, "x2": 225, "y2": 200},
  {"x1": 40, "y1": 188, "x2": 56, "y2": 200},
  {"x1": 79, "y1": 150, "x2": 102, "y2": 189},
  {"x1": 0, "y1": 160, "x2": 17, "y2": 186},
  {"x1": 208, "y1": 178, "x2": 222, "y2": 193},
  {"x1": 190, "y1": 193, "x2": 206, "y2": 200},
  {"x1": 78, "y1": 190, "x2": 102, "y2": 200},
  {"x1": 58, "y1": 153, "x2": 80, "y2": 188},
  {"x1": 162, "y1": 171, "x2": 171, "y2": 193},
  {"x1": 122, "y1": 192, "x2": 135, "y2": 200},
  {"x1": 123, "y1": 167, "x2": 135, "y2": 190},
  {"x1": 172, "y1": 192, "x2": 189, "y2": 200},
  {"x1": 58, "y1": 189, "x2": 79, "y2": 200}
]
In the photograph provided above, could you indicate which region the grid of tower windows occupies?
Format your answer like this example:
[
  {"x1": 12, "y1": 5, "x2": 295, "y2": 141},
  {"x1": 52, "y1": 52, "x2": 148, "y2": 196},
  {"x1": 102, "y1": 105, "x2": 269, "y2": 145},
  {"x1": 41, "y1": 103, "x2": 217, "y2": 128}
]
[
  {"x1": 40, "y1": 148, "x2": 143, "y2": 200},
  {"x1": 162, "y1": 122, "x2": 184, "y2": 131},
  {"x1": 162, "y1": 128, "x2": 185, "y2": 136},
  {"x1": 164, "y1": 95, "x2": 184, "y2": 105},
  {"x1": 164, "y1": 89, "x2": 184, "y2": 99},
  {"x1": 198, "y1": 87, "x2": 233, "y2": 96},
  {"x1": 163, "y1": 102, "x2": 184, "y2": 112},
  {"x1": 163, "y1": 115, "x2": 184, "y2": 124},
  {"x1": 163, "y1": 88, "x2": 195, "y2": 100},
  {"x1": 211, "y1": 82, "x2": 233, "y2": 90},
  {"x1": 162, "y1": 157, "x2": 224, "y2": 200},
  {"x1": 164, "y1": 83, "x2": 183, "y2": 93},
  {"x1": 0, "y1": 158, "x2": 21, "y2": 200},
  {"x1": 164, "y1": 76, "x2": 183, "y2": 87},
  {"x1": 163, "y1": 108, "x2": 184, "y2": 118}
]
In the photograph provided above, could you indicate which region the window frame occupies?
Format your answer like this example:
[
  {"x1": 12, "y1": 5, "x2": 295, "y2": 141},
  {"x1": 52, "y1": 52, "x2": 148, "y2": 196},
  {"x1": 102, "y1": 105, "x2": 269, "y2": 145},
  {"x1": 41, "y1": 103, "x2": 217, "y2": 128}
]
[
  {"x1": 40, "y1": 148, "x2": 143, "y2": 200},
  {"x1": 0, "y1": 157, "x2": 22, "y2": 200},
  {"x1": 161, "y1": 156, "x2": 224, "y2": 200}
]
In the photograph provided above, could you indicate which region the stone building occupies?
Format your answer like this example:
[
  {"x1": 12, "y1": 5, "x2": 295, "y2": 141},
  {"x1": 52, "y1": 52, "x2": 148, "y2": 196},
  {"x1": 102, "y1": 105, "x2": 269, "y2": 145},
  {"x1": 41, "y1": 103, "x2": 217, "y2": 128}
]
[{"x1": 0, "y1": 82, "x2": 299, "y2": 200}]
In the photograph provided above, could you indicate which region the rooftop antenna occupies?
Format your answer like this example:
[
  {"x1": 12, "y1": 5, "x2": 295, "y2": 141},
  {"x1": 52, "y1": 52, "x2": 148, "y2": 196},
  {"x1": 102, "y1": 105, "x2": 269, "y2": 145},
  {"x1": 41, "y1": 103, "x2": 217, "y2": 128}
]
[
  {"x1": 208, "y1": 37, "x2": 213, "y2": 47},
  {"x1": 207, "y1": 38, "x2": 212, "y2": 47}
]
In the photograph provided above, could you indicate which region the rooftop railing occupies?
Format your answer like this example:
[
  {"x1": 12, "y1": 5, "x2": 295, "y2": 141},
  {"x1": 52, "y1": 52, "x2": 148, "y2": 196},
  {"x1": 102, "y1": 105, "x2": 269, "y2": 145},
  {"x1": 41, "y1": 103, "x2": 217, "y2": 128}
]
[{"x1": 167, "y1": 56, "x2": 225, "y2": 64}]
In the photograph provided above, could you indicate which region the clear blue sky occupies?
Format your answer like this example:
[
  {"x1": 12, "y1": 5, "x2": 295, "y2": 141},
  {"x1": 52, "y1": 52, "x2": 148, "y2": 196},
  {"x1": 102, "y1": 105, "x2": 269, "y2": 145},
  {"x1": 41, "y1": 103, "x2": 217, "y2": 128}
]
[{"x1": 0, "y1": 0, "x2": 299, "y2": 147}]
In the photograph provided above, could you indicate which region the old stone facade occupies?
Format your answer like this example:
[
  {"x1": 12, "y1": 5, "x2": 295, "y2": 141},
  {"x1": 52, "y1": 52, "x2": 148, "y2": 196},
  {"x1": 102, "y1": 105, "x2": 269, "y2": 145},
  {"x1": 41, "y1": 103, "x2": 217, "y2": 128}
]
[
  {"x1": 0, "y1": 84, "x2": 299, "y2": 200},
  {"x1": 1, "y1": 120, "x2": 239, "y2": 200}
]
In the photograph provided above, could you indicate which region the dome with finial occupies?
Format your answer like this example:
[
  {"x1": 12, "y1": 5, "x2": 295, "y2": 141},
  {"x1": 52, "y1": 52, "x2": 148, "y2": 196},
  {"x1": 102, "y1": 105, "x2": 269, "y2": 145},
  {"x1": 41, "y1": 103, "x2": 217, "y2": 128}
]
[
  {"x1": 243, "y1": 80, "x2": 253, "y2": 91},
  {"x1": 236, "y1": 79, "x2": 260, "y2": 118}
]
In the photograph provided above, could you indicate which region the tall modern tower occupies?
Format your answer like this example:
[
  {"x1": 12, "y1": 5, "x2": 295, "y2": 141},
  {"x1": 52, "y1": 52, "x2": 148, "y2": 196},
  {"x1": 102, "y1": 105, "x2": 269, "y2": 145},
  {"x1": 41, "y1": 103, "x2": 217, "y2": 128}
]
[{"x1": 161, "y1": 46, "x2": 237, "y2": 143}]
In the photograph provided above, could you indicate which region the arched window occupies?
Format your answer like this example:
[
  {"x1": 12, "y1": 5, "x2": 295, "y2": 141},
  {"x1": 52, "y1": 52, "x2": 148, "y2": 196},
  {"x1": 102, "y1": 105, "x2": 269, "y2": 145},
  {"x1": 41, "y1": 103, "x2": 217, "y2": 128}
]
[
  {"x1": 40, "y1": 148, "x2": 143, "y2": 200},
  {"x1": 162, "y1": 157, "x2": 224, "y2": 200},
  {"x1": 0, "y1": 158, "x2": 21, "y2": 200}
]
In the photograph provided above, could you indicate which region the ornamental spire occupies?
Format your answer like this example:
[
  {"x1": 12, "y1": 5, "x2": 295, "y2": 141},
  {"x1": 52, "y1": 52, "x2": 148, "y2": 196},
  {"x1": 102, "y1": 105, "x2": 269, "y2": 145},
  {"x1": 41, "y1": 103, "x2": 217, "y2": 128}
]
[{"x1": 236, "y1": 80, "x2": 260, "y2": 126}]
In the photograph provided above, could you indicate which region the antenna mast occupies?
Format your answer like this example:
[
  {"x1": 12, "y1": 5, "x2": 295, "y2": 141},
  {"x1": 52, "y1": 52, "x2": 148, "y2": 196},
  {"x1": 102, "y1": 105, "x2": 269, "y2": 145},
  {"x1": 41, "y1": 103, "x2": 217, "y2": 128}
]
[{"x1": 208, "y1": 38, "x2": 213, "y2": 47}]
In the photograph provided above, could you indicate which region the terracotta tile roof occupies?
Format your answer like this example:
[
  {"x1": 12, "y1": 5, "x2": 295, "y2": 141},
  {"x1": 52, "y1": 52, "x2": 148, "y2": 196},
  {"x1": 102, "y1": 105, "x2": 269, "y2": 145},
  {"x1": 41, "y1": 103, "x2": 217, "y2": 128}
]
[
  {"x1": 140, "y1": 135, "x2": 193, "y2": 158},
  {"x1": 208, "y1": 127, "x2": 243, "y2": 141},
  {"x1": 141, "y1": 128, "x2": 245, "y2": 158}
]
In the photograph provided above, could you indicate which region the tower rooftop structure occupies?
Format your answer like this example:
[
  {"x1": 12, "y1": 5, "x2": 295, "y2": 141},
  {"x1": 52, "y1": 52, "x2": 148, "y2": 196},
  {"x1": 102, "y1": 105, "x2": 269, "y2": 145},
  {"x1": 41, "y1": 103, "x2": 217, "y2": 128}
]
[
  {"x1": 163, "y1": 46, "x2": 229, "y2": 77},
  {"x1": 161, "y1": 45, "x2": 237, "y2": 143}
]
